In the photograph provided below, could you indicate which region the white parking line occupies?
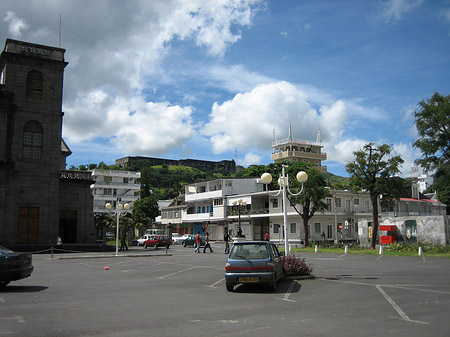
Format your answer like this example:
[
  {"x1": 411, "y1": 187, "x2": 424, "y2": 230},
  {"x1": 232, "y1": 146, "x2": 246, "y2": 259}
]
[
  {"x1": 157, "y1": 266, "x2": 198, "y2": 279},
  {"x1": 205, "y1": 278, "x2": 224, "y2": 288},
  {"x1": 0, "y1": 316, "x2": 25, "y2": 323},
  {"x1": 376, "y1": 285, "x2": 429, "y2": 325},
  {"x1": 279, "y1": 280, "x2": 297, "y2": 302},
  {"x1": 381, "y1": 284, "x2": 450, "y2": 295}
]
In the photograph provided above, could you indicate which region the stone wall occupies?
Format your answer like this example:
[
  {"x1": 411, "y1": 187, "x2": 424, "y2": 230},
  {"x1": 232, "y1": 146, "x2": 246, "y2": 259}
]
[{"x1": 358, "y1": 215, "x2": 449, "y2": 246}]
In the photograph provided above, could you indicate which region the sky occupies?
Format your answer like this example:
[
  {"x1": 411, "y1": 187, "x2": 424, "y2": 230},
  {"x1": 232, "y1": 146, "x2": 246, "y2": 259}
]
[{"x1": 1, "y1": 0, "x2": 449, "y2": 177}]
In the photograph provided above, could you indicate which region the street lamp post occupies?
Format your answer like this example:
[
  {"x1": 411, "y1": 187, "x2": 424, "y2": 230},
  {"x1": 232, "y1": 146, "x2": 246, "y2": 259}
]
[
  {"x1": 232, "y1": 199, "x2": 246, "y2": 238},
  {"x1": 260, "y1": 165, "x2": 308, "y2": 254},
  {"x1": 105, "y1": 199, "x2": 130, "y2": 256}
]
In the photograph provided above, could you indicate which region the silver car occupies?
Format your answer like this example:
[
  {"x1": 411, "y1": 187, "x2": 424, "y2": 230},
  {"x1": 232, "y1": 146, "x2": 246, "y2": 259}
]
[{"x1": 224, "y1": 241, "x2": 285, "y2": 292}]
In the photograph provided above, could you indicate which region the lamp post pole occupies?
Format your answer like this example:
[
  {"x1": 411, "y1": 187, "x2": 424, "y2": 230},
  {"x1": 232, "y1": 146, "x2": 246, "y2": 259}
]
[
  {"x1": 232, "y1": 199, "x2": 246, "y2": 238},
  {"x1": 105, "y1": 199, "x2": 130, "y2": 256},
  {"x1": 261, "y1": 165, "x2": 308, "y2": 254}
]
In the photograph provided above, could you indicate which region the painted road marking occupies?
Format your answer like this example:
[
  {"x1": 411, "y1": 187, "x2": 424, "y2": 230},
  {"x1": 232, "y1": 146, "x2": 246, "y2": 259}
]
[
  {"x1": 205, "y1": 278, "x2": 224, "y2": 288},
  {"x1": 157, "y1": 266, "x2": 198, "y2": 279},
  {"x1": 0, "y1": 316, "x2": 25, "y2": 323},
  {"x1": 376, "y1": 285, "x2": 429, "y2": 325}
]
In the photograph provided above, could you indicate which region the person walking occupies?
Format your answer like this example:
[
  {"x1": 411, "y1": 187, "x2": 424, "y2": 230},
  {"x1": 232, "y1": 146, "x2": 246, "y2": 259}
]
[
  {"x1": 224, "y1": 231, "x2": 231, "y2": 254},
  {"x1": 194, "y1": 231, "x2": 201, "y2": 253},
  {"x1": 120, "y1": 234, "x2": 128, "y2": 251},
  {"x1": 264, "y1": 232, "x2": 269, "y2": 241},
  {"x1": 203, "y1": 232, "x2": 213, "y2": 253}
]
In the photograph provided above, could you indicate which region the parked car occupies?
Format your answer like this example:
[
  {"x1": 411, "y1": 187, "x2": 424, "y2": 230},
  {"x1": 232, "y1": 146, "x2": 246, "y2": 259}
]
[
  {"x1": 0, "y1": 245, "x2": 34, "y2": 288},
  {"x1": 171, "y1": 233, "x2": 185, "y2": 244},
  {"x1": 143, "y1": 235, "x2": 172, "y2": 249},
  {"x1": 224, "y1": 241, "x2": 285, "y2": 292},
  {"x1": 105, "y1": 232, "x2": 115, "y2": 239},
  {"x1": 133, "y1": 234, "x2": 154, "y2": 246},
  {"x1": 182, "y1": 234, "x2": 205, "y2": 247}
]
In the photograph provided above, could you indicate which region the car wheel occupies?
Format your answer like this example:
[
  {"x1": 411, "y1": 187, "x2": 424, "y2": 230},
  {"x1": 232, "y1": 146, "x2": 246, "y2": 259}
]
[
  {"x1": 182, "y1": 241, "x2": 186, "y2": 247},
  {"x1": 226, "y1": 283, "x2": 234, "y2": 292},
  {"x1": 0, "y1": 280, "x2": 10, "y2": 288}
]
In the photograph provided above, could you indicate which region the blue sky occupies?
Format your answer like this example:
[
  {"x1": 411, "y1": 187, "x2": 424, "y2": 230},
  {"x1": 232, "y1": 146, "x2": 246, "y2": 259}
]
[{"x1": 1, "y1": 0, "x2": 449, "y2": 177}]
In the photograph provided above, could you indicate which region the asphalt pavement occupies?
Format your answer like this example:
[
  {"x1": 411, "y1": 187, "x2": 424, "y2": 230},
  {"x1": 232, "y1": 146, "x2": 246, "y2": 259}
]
[{"x1": 1, "y1": 243, "x2": 449, "y2": 337}]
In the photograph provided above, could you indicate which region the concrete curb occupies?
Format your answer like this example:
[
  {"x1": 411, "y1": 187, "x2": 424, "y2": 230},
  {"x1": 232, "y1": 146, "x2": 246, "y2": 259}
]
[{"x1": 286, "y1": 274, "x2": 316, "y2": 280}]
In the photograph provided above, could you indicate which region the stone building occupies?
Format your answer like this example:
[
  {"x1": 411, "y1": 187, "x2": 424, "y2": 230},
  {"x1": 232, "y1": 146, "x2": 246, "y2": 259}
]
[{"x1": 0, "y1": 39, "x2": 95, "y2": 246}]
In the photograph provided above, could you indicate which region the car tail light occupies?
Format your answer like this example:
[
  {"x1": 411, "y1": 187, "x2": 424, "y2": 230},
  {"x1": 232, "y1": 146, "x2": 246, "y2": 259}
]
[{"x1": 225, "y1": 263, "x2": 274, "y2": 272}]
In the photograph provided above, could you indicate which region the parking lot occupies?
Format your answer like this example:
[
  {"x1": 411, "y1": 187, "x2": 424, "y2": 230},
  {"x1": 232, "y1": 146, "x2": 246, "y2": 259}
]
[{"x1": 1, "y1": 244, "x2": 450, "y2": 337}]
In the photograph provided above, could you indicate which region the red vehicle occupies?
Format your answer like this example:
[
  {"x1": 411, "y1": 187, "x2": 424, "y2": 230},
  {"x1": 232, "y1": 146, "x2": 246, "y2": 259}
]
[{"x1": 143, "y1": 235, "x2": 172, "y2": 249}]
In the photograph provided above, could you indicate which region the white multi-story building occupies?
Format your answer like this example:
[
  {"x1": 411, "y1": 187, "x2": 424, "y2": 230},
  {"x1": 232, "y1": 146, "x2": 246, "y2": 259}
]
[
  {"x1": 90, "y1": 169, "x2": 140, "y2": 214},
  {"x1": 160, "y1": 178, "x2": 264, "y2": 238}
]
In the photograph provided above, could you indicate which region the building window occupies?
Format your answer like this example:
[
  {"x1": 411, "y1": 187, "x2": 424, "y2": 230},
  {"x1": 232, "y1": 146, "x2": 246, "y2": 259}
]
[
  {"x1": 290, "y1": 223, "x2": 296, "y2": 234},
  {"x1": 336, "y1": 198, "x2": 341, "y2": 207},
  {"x1": 327, "y1": 224, "x2": 333, "y2": 239},
  {"x1": 326, "y1": 198, "x2": 332, "y2": 210},
  {"x1": 26, "y1": 70, "x2": 43, "y2": 100},
  {"x1": 273, "y1": 224, "x2": 280, "y2": 234},
  {"x1": 271, "y1": 198, "x2": 279, "y2": 208},
  {"x1": 354, "y1": 199, "x2": 359, "y2": 205},
  {"x1": 314, "y1": 223, "x2": 321, "y2": 233},
  {"x1": 214, "y1": 199, "x2": 223, "y2": 206},
  {"x1": 23, "y1": 121, "x2": 43, "y2": 160},
  {"x1": 103, "y1": 188, "x2": 112, "y2": 195}
]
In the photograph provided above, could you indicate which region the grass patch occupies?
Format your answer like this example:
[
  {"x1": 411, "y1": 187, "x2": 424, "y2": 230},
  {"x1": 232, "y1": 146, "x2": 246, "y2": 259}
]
[{"x1": 288, "y1": 246, "x2": 450, "y2": 258}]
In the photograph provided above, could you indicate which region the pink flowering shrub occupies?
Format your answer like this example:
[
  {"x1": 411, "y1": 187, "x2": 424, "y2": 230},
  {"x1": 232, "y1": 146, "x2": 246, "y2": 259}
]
[{"x1": 283, "y1": 254, "x2": 313, "y2": 276}]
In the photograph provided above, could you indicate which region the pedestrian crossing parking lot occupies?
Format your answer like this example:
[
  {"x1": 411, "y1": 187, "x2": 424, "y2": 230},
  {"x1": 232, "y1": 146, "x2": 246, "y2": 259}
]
[{"x1": 1, "y1": 248, "x2": 449, "y2": 337}]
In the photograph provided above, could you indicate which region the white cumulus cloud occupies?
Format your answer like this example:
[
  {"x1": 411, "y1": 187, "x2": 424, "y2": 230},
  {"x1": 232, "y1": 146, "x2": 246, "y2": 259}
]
[
  {"x1": 4, "y1": 11, "x2": 28, "y2": 38},
  {"x1": 202, "y1": 81, "x2": 352, "y2": 163}
]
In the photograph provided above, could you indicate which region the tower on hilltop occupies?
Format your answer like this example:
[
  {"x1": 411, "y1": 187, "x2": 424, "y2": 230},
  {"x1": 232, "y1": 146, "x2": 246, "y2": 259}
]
[{"x1": 271, "y1": 123, "x2": 327, "y2": 172}]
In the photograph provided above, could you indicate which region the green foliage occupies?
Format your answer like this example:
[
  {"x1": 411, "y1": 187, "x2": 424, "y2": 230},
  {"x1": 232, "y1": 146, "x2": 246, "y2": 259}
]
[
  {"x1": 132, "y1": 196, "x2": 159, "y2": 226},
  {"x1": 413, "y1": 92, "x2": 450, "y2": 171},
  {"x1": 413, "y1": 92, "x2": 450, "y2": 211},
  {"x1": 94, "y1": 213, "x2": 113, "y2": 239},
  {"x1": 385, "y1": 242, "x2": 450, "y2": 254}
]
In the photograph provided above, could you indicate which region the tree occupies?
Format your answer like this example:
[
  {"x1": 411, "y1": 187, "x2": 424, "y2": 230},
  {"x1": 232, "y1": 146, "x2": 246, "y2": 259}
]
[
  {"x1": 346, "y1": 143, "x2": 404, "y2": 249},
  {"x1": 132, "y1": 196, "x2": 159, "y2": 227},
  {"x1": 285, "y1": 163, "x2": 330, "y2": 247},
  {"x1": 413, "y1": 92, "x2": 450, "y2": 211},
  {"x1": 94, "y1": 213, "x2": 113, "y2": 240}
]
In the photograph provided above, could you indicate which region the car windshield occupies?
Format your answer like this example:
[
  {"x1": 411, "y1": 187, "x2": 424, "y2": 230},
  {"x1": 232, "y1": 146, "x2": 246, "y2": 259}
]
[
  {"x1": 0, "y1": 245, "x2": 13, "y2": 254},
  {"x1": 230, "y1": 244, "x2": 269, "y2": 260}
]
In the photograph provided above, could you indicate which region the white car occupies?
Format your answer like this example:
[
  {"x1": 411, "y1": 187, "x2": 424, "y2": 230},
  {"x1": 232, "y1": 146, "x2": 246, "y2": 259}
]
[
  {"x1": 172, "y1": 233, "x2": 188, "y2": 244},
  {"x1": 136, "y1": 234, "x2": 154, "y2": 246}
]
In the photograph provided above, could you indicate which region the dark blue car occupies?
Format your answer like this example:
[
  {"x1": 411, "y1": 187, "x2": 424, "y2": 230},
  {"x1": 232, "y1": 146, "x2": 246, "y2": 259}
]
[
  {"x1": 0, "y1": 245, "x2": 34, "y2": 288},
  {"x1": 224, "y1": 241, "x2": 285, "y2": 292}
]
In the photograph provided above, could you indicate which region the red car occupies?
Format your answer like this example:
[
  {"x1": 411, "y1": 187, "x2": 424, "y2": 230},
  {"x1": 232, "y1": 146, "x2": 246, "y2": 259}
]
[{"x1": 143, "y1": 235, "x2": 172, "y2": 249}]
